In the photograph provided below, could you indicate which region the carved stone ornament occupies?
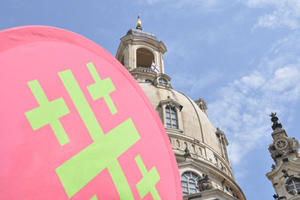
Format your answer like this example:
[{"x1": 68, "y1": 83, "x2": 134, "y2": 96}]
[
  {"x1": 268, "y1": 113, "x2": 299, "y2": 161},
  {"x1": 285, "y1": 177, "x2": 300, "y2": 195},
  {"x1": 195, "y1": 98, "x2": 207, "y2": 113},
  {"x1": 197, "y1": 174, "x2": 213, "y2": 192},
  {"x1": 269, "y1": 136, "x2": 299, "y2": 161},
  {"x1": 183, "y1": 146, "x2": 191, "y2": 159},
  {"x1": 158, "y1": 97, "x2": 183, "y2": 111},
  {"x1": 275, "y1": 139, "x2": 288, "y2": 150},
  {"x1": 270, "y1": 112, "x2": 283, "y2": 131}
]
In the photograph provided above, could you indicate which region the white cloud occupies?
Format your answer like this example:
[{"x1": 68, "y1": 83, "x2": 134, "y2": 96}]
[
  {"x1": 140, "y1": 0, "x2": 229, "y2": 11},
  {"x1": 207, "y1": 33, "x2": 300, "y2": 166},
  {"x1": 246, "y1": 0, "x2": 284, "y2": 7},
  {"x1": 265, "y1": 66, "x2": 300, "y2": 92},
  {"x1": 245, "y1": 0, "x2": 300, "y2": 29}
]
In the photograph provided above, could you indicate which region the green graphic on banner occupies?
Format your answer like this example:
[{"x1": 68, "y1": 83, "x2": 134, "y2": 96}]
[
  {"x1": 87, "y1": 62, "x2": 117, "y2": 114},
  {"x1": 57, "y1": 69, "x2": 139, "y2": 199},
  {"x1": 135, "y1": 155, "x2": 161, "y2": 200},
  {"x1": 25, "y1": 80, "x2": 70, "y2": 146},
  {"x1": 90, "y1": 195, "x2": 98, "y2": 200},
  {"x1": 25, "y1": 63, "x2": 161, "y2": 199}
]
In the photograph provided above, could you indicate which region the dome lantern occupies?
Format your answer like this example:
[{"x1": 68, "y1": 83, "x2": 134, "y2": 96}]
[
  {"x1": 136, "y1": 14, "x2": 142, "y2": 30},
  {"x1": 116, "y1": 18, "x2": 167, "y2": 74}
]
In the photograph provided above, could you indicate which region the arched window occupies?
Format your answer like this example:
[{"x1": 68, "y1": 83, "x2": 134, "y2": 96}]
[
  {"x1": 136, "y1": 48, "x2": 154, "y2": 68},
  {"x1": 165, "y1": 106, "x2": 178, "y2": 129},
  {"x1": 181, "y1": 172, "x2": 200, "y2": 196},
  {"x1": 286, "y1": 177, "x2": 300, "y2": 195},
  {"x1": 145, "y1": 79, "x2": 153, "y2": 84},
  {"x1": 159, "y1": 78, "x2": 168, "y2": 87}
]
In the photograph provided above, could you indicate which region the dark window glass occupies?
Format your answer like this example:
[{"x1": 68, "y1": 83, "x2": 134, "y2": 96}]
[
  {"x1": 145, "y1": 79, "x2": 153, "y2": 84},
  {"x1": 286, "y1": 178, "x2": 300, "y2": 195},
  {"x1": 181, "y1": 172, "x2": 200, "y2": 196},
  {"x1": 159, "y1": 78, "x2": 168, "y2": 87},
  {"x1": 165, "y1": 106, "x2": 178, "y2": 129}
]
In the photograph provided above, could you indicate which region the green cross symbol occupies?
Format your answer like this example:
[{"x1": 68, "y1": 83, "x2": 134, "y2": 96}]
[
  {"x1": 87, "y1": 62, "x2": 117, "y2": 114},
  {"x1": 25, "y1": 80, "x2": 70, "y2": 146},
  {"x1": 135, "y1": 155, "x2": 161, "y2": 200},
  {"x1": 25, "y1": 62, "x2": 162, "y2": 200},
  {"x1": 56, "y1": 68, "x2": 140, "y2": 199},
  {"x1": 90, "y1": 195, "x2": 98, "y2": 200}
]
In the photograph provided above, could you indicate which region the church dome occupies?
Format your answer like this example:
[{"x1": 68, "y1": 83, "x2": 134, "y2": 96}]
[
  {"x1": 129, "y1": 68, "x2": 244, "y2": 199},
  {"x1": 139, "y1": 82, "x2": 224, "y2": 161},
  {"x1": 116, "y1": 16, "x2": 246, "y2": 200}
]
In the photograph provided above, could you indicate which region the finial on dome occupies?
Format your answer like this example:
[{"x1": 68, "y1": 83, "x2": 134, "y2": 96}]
[{"x1": 136, "y1": 14, "x2": 142, "y2": 30}]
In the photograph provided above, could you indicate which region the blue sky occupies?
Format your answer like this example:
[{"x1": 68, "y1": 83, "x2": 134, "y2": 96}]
[{"x1": 1, "y1": 0, "x2": 300, "y2": 199}]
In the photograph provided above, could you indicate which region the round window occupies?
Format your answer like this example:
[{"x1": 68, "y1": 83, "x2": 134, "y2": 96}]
[{"x1": 159, "y1": 78, "x2": 168, "y2": 87}]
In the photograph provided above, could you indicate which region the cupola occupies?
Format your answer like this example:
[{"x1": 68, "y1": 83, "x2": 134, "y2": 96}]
[{"x1": 116, "y1": 15, "x2": 167, "y2": 73}]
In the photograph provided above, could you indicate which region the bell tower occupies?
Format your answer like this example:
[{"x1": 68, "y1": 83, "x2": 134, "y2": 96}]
[
  {"x1": 266, "y1": 113, "x2": 300, "y2": 199},
  {"x1": 116, "y1": 15, "x2": 167, "y2": 73}
]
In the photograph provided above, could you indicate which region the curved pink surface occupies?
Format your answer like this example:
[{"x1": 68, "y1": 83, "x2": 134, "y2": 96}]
[{"x1": 0, "y1": 26, "x2": 182, "y2": 200}]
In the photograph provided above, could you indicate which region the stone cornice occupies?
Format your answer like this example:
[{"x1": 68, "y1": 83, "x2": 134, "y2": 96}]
[
  {"x1": 266, "y1": 157, "x2": 300, "y2": 180},
  {"x1": 158, "y1": 98, "x2": 183, "y2": 111},
  {"x1": 130, "y1": 68, "x2": 173, "y2": 88},
  {"x1": 183, "y1": 188, "x2": 238, "y2": 200},
  {"x1": 176, "y1": 149, "x2": 233, "y2": 179},
  {"x1": 178, "y1": 161, "x2": 246, "y2": 200},
  {"x1": 130, "y1": 66, "x2": 157, "y2": 76},
  {"x1": 168, "y1": 132, "x2": 232, "y2": 171},
  {"x1": 120, "y1": 31, "x2": 167, "y2": 53}
]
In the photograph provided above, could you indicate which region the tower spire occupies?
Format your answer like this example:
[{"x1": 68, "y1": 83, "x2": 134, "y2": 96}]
[
  {"x1": 266, "y1": 113, "x2": 300, "y2": 199},
  {"x1": 136, "y1": 14, "x2": 142, "y2": 30}
]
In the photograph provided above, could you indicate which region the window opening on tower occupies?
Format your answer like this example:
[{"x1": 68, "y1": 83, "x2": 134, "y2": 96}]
[{"x1": 136, "y1": 48, "x2": 154, "y2": 68}]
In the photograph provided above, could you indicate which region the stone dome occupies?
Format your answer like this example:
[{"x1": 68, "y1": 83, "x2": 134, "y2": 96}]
[
  {"x1": 130, "y1": 69, "x2": 234, "y2": 176},
  {"x1": 140, "y1": 82, "x2": 223, "y2": 158},
  {"x1": 116, "y1": 20, "x2": 246, "y2": 199},
  {"x1": 128, "y1": 68, "x2": 245, "y2": 199}
]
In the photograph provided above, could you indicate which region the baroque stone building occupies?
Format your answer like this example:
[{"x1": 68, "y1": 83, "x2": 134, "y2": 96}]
[
  {"x1": 267, "y1": 113, "x2": 300, "y2": 200},
  {"x1": 116, "y1": 16, "x2": 246, "y2": 200}
]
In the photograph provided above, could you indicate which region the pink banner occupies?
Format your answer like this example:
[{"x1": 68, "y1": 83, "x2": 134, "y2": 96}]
[{"x1": 0, "y1": 26, "x2": 182, "y2": 200}]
